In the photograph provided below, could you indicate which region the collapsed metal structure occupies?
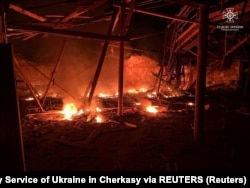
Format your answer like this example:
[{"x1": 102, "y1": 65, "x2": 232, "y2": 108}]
[{"x1": 1, "y1": 0, "x2": 250, "y2": 171}]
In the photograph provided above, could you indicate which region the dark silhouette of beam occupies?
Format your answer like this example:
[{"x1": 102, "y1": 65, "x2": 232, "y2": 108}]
[
  {"x1": 194, "y1": 5, "x2": 208, "y2": 144},
  {"x1": 8, "y1": 24, "x2": 130, "y2": 42}
]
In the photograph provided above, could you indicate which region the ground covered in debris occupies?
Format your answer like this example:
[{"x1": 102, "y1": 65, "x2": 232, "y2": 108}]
[{"x1": 21, "y1": 89, "x2": 250, "y2": 172}]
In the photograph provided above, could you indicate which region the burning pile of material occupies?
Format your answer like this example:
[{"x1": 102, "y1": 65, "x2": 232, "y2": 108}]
[
  {"x1": 18, "y1": 52, "x2": 197, "y2": 126},
  {"x1": 62, "y1": 103, "x2": 82, "y2": 120}
]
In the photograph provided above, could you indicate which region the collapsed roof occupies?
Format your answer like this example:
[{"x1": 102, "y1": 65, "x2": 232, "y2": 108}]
[{"x1": 5, "y1": 0, "x2": 250, "y2": 67}]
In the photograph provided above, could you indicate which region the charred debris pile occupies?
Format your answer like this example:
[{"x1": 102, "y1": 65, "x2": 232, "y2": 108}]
[{"x1": 21, "y1": 84, "x2": 206, "y2": 128}]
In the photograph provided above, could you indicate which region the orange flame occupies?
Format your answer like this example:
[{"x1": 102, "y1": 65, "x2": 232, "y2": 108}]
[
  {"x1": 62, "y1": 103, "x2": 82, "y2": 120},
  {"x1": 95, "y1": 115, "x2": 103, "y2": 123},
  {"x1": 128, "y1": 88, "x2": 138, "y2": 94},
  {"x1": 139, "y1": 87, "x2": 147, "y2": 92},
  {"x1": 96, "y1": 107, "x2": 102, "y2": 112},
  {"x1": 147, "y1": 91, "x2": 157, "y2": 98},
  {"x1": 146, "y1": 106, "x2": 158, "y2": 114},
  {"x1": 25, "y1": 97, "x2": 34, "y2": 101},
  {"x1": 128, "y1": 88, "x2": 148, "y2": 94}
]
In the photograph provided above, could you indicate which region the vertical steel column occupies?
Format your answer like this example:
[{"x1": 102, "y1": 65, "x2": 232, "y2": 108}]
[
  {"x1": 87, "y1": 11, "x2": 118, "y2": 105},
  {"x1": 194, "y1": 5, "x2": 208, "y2": 144},
  {"x1": 117, "y1": 0, "x2": 135, "y2": 115},
  {"x1": 118, "y1": 3, "x2": 125, "y2": 116},
  {"x1": 0, "y1": 2, "x2": 25, "y2": 171},
  {"x1": 0, "y1": 44, "x2": 26, "y2": 172}
]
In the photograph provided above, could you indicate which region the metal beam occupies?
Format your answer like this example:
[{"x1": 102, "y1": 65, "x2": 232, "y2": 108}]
[
  {"x1": 117, "y1": 0, "x2": 135, "y2": 115},
  {"x1": 0, "y1": 3, "x2": 25, "y2": 171},
  {"x1": 194, "y1": 5, "x2": 208, "y2": 144},
  {"x1": 163, "y1": 0, "x2": 200, "y2": 8},
  {"x1": 8, "y1": 21, "x2": 102, "y2": 29},
  {"x1": 8, "y1": 24, "x2": 129, "y2": 42},
  {"x1": 0, "y1": 3, "x2": 7, "y2": 43},
  {"x1": 9, "y1": 3, "x2": 47, "y2": 22},
  {"x1": 24, "y1": 60, "x2": 78, "y2": 101},
  {"x1": 42, "y1": 38, "x2": 67, "y2": 106},
  {"x1": 187, "y1": 49, "x2": 197, "y2": 56},
  {"x1": 118, "y1": 3, "x2": 126, "y2": 116},
  {"x1": 87, "y1": 10, "x2": 119, "y2": 105},
  {"x1": 224, "y1": 37, "x2": 248, "y2": 57},
  {"x1": 113, "y1": 4, "x2": 198, "y2": 24},
  {"x1": 122, "y1": 0, "x2": 136, "y2": 34},
  {"x1": 167, "y1": 5, "x2": 189, "y2": 28},
  {"x1": 0, "y1": 44, "x2": 25, "y2": 172},
  {"x1": 175, "y1": 23, "x2": 197, "y2": 50},
  {"x1": 174, "y1": 1, "x2": 250, "y2": 52},
  {"x1": 132, "y1": 8, "x2": 197, "y2": 24},
  {"x1": 14, "y1": 58, "x2": 45, "y2": 113},
  {"x1": 61, "y1": 0, "x2": 108, "y2": 22},
  {"x1": 130, "y1": 31, "x2": 164, "y2": 40}
]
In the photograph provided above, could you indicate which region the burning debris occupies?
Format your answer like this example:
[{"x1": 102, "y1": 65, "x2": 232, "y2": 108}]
[
  {"x1": 21, "y1": 85, "x2": 200, "y2": 126},
  {"x1": 62, "y1": 103, "x2": 82, "y2": 120},
  {"x1": 20, "y1": 95, "x2": 64, "y2": 114},
  {"x1": 17, "y1": 52, "x2": 203, "y2": 128},
  {"x1": 145, "y1": 106, "x2": 158, "y2": 114}
]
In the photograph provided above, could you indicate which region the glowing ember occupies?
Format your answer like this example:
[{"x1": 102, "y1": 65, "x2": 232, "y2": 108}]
[
  {"x1": 187, "y1": 102, "x2": 194, "y2": 106},
  {"x1": 96, "y1": 107, "x2": 102, "y2": 112},
  {"x1": 128, "y1": 88, "x2": 148, "y2": 94},
  {"x1": 77, "y1": 109, "x2": 84, "y2": 115},
  {"x1": 95, "y1": 115, "x2": 102, "y2": 123},
  {"x1": 62, "y1": 103, "x2": 78, "y2": 120},
  {"x1": 147, "y1": 91, "x2": 157, "y2": 98},
  {"x1": 98, "y1": 93, "x2": 113, "y2": 98},
  {"x1": 146, "y1": 106, "x2": 158, "y2": 114},
  {"x1": 36, "y1": 92, "x2": 42, "y2": 97},
  {"x1": 98, "y1": 92, "x2": 118, "y2": 98},
  {"x1": 25, "y1": 97, "x2": 34, "y2": 101},
  {"x1": 139, "y1": 87, "x2": 147, "y2": 92},
  {"x1": 128, "y1": 88, "x2": 138, "y2": 94}
]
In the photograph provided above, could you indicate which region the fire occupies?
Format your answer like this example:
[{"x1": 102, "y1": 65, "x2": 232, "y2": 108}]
[
  {"x1": 139, "y1": 87, "x2": 147, "y2": 92},
  {"x1": 96, "y1": 107, "x2": 102, "y2": 112},
  {"x1": 128, "y1": 88, "x2": 148, "y2": 94},
  {"x1": 128, "y1": 88, "x2": 138, "y2": 94},
  {"x1": 36, "y1": 92, "x2": 42, "y2": 97},
  {"x1": 98, "y1": 93, "x2": 111, "y2": 98},
  {"x1": 146, "y1": 106, "x2": 158, "y2": 114},
  {"x1": 61, "y1": 102, "x2": 104, "y2": 121},
  {"x1": 62, "y1": 103, "x2": 79, "y2": 120},
  {"x1": 95, "y1": 115, "x2": 103, "y2": 123},
  {"x1": 98, "y1": 92, "x2": 118, "y2": 97},
  {"x1": 187, "y1": 102, "x2": 194, "y2": 106},
  {"x1": 77, "y1": 109, "x2": 84, "y2": 115},
  {"x1": 25, "y1": 97, "x2": 34, "y2": 101},
  {"x1": 147, "y1": 91, "x2": 157, "y2": 98}
]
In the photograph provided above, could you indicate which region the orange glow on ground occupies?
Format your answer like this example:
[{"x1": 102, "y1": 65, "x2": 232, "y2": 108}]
[
  {"x1": 146, "y1": 106, "x2": 158, "y2": 114},
  {"x1": 95, "y1": 115, "x2": 103, "y2": 123}
]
